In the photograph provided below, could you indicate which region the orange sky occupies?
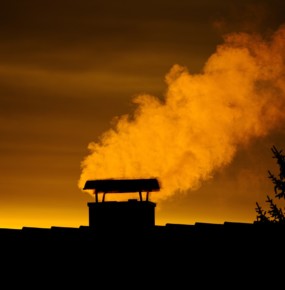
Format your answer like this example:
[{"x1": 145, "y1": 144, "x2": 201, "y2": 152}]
[{"x1": 1, "y1": 0, "x2": 285, "y2": 229}]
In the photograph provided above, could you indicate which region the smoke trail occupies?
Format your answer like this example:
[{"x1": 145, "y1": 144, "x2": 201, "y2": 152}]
[{"x1": 78, "y1": 24, "x2": 285, "y2": 201}]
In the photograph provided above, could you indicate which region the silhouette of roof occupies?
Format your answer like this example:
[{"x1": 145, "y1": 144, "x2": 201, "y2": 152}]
[
  {"x1": 83, "y1": 178, "x2": 160, "y2": 193},
  {"x1": 1, "y1": 222, "x2": 283, "y2": 279}
]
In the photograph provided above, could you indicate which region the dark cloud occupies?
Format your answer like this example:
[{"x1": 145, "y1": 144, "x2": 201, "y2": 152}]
[
  {"x1": 3, "y1": 0, "x2": 284, "y2": 71},
  {"x1": 0, "y1": 0, "x2": 283, "y2": 80}
]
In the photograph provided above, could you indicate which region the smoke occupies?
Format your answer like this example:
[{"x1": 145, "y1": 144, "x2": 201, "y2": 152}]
[{"x1": 78, "y1": 24, "x2": 285, "y2": 202}]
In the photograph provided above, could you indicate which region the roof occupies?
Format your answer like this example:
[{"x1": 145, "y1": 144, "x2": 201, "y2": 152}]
[{"x1": 83, "y1": 178, "x2": 160, "y2": 193}]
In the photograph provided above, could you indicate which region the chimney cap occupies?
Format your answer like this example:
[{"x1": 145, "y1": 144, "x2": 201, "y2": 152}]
[{"x1": 83, "y1": 178, "x2": 160, "y2": 193}]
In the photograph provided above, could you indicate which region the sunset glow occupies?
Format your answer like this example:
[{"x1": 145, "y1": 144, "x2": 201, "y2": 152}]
[{"x1": 1, "y1": 1, "x2": 285, "y2": 228}]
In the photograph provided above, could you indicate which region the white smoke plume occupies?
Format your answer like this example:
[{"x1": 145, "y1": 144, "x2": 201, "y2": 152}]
[{"x1": 78, "y1": 24, "x2": 285, "y2": 202}]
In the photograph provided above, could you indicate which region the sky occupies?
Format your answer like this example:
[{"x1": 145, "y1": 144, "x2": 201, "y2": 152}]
[{"x1": 1, "y1": 0, "x2": 285, "y2": 229}]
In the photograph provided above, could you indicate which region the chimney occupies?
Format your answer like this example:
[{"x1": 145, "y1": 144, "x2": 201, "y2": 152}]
[{"x1": 83, "y1": 178, "x2": 160, "y2": 230}]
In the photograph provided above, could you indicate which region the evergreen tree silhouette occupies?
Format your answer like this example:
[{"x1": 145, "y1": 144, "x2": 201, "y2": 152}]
[{"x1": 255, "y1": 146, "x2": 285, "y2": 223}]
